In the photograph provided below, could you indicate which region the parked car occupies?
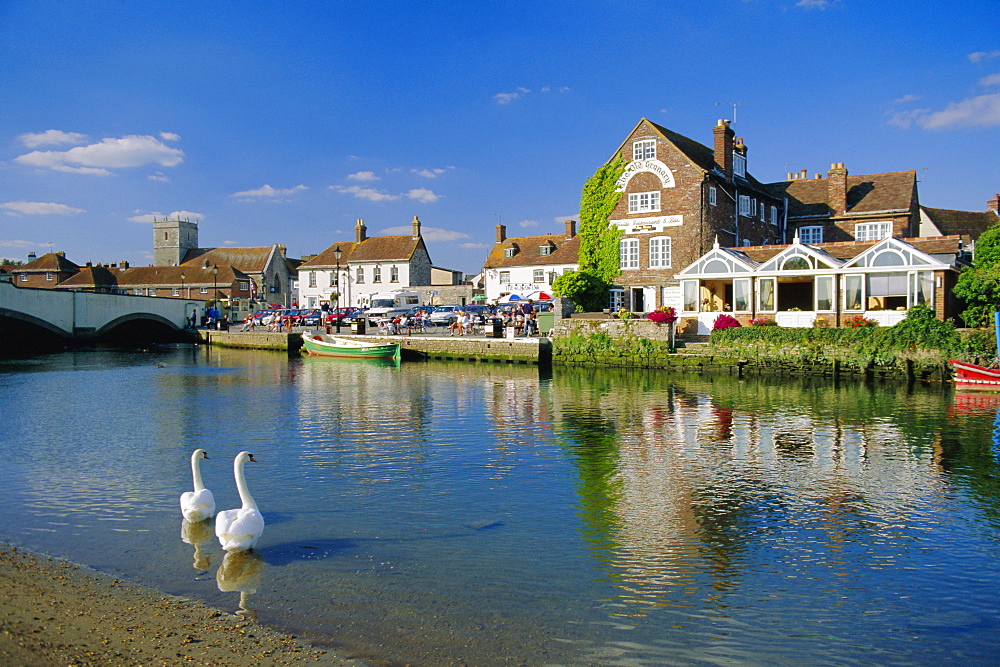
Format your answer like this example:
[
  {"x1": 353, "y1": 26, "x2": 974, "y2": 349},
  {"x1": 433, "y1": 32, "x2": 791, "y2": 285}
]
[
  {"x1": 326, "y1": 307, "x2": 360, "y2": 324},
  {"x1": 429, "y1": 305, "x2": 463, "y2": 325},
  {"x1": 297, "y1": 309, "x2": 323, "y2": 326}
]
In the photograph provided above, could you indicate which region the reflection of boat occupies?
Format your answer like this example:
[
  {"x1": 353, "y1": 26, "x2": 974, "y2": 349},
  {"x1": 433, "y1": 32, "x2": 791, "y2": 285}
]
[
  {"x1": 301, "y1": 332, "x2": 401, "y2": 360},
  {"x1": 949, "y1": 359, "x2": 1000, "y2": 391}
]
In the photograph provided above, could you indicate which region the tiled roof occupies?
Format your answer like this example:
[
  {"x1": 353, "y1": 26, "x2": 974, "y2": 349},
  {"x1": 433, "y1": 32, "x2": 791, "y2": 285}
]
[
  {"x1": 57, "y1": 264, "x2": 248, "y2": 288},
  {"x1": 350, "y1": 235, "x2": 425, "y2": 262},
  {"x1": 737, "y1": 235, "x2": 964, "y2": 263},
  {"x1": 922, "y1": 207, "x2": 997, "y2": 240},
  {"x1": 483, "y1": 233, "x2": 580, "y2": 268},
  {"x1": 19, "y1": 252, "x2": 80, "y2": 273},
  {"x1": 180, "y1": 246, "x2": 276, "y2": 272},
  {"x1": 299, "y1": 241, "x2": 358, "y2": 268},
  {"x1": 767, "y1": 171, "x2": 917, "y2": 219}
]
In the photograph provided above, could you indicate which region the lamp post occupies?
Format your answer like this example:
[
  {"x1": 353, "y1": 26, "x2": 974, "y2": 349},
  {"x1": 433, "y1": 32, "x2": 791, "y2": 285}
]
[
  {"x1": 212, "y1": 265, "x2": 219, "y2": 328},
  {"x1": 180, "y1": 272, "x2": 186, "y2": 299},
  {"x1": 333, "y1": 246, "x2": 342, "y2": 334}
]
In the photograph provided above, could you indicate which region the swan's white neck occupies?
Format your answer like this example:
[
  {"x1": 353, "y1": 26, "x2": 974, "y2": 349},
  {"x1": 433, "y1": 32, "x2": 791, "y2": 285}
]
[
  {"x1": 234, "y1": 456, "x2": 258, "y2": 510},
  {"x1": 191, "y1": 451, "x2": 205, "y2": 491}
]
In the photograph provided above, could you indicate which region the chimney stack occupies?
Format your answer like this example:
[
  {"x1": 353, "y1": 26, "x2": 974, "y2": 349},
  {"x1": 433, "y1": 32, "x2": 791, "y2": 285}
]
[
  {"x1": 988, "y1": 194, "x2": 1000, "y2": 216},
  {"x1": 411, "y1": 215, "x2": 421, "y2": 238},
  {"x1": 278, "y1": 244, "x2": 286, "y2": 257},
  {"x1": 564, "y1": 219, "x2": 577, "y2": 238},
  {"x1": 496, "y1": 224, "x2": 507, "y2": 243},
  {"x1": 828, "y1": 162, "x2": 848, "y2": 215},
  {"x1": 27, "y1": 251, "x2": 36, "y2": 262},
  {"x1": 713, "y1": 119, "x2": 734, "y2": 178},
  {"x1": 355, "y1": 218, "x2": 367, "y2": 243}
]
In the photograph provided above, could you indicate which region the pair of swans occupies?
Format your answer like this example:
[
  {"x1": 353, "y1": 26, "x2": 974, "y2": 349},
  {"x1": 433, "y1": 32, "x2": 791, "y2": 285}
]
[{"x1": 180, "y1": 449, "x2": 264, "y2": 552}]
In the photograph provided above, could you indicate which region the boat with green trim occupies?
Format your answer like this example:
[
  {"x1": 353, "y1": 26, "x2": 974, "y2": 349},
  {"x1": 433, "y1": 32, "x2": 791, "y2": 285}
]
[{"x1": 301, "y1": 332, "x2": 401, "y2": 360}]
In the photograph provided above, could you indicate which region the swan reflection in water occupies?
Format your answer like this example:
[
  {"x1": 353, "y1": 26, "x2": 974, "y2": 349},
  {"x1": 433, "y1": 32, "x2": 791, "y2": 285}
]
[
  {"x1": 180, "y1": 518, "x2": 214, "y2": 574},
  {"x1": 217, "y1": 549, "x2": 266, "y2": 618}
]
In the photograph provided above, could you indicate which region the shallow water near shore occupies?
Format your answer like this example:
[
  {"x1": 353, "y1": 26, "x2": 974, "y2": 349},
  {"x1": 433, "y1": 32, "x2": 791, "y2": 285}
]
[{"x1": 2, "y1": 345, "x2": 1000, "y2": 665}]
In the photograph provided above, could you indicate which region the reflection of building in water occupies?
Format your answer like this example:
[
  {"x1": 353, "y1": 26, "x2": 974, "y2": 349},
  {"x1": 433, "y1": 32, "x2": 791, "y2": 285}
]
[{"x1": 552, "y1": 373, "x2": 950, "y2": 617}]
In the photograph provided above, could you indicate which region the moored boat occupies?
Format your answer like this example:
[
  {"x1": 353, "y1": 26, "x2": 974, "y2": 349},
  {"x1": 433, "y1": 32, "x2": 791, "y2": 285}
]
[
  {"x1": 949, "y1": 359, "x2": 1000, "y2": 390},
  {"x1": 301, "y1": 332, "x2": 401, "y2": 360},
  {"x1": 949, "y1": 312, "x2": 1000, "y2": 391}
]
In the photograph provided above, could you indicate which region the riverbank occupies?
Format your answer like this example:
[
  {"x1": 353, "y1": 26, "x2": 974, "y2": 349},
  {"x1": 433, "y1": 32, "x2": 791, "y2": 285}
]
[{"x1": 0, "y1": 544, "x2": 366, "y2": 666}]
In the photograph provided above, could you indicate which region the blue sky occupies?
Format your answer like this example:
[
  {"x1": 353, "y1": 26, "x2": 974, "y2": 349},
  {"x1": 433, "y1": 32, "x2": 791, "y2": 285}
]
[{"x1": 1, "y1": 0, "x2": 997, "y2": 275}]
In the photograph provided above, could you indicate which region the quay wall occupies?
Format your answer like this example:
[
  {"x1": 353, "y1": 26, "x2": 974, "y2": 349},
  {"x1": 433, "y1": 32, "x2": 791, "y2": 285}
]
[
  {"x1": 352, "y1": 334, "x2": 544, "y2": 365},
  {"x1": 198, "y1": 330, "x2": 302, "y2": 352},
  {"x1": 549, "y1": 318, "x2": 952, "y2": 383}
]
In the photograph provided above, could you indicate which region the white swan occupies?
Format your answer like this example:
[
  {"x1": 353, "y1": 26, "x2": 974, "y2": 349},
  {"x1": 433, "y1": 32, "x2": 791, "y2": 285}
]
[
  {"x1": 180, "y1": 449, "x2": 216, "y2": 522},
  {"x1": 215, "y1": 451, "x2": 264, "y2": 552}
]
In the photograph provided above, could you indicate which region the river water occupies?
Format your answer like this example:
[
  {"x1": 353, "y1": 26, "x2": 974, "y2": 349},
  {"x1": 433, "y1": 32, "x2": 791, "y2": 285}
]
[{"x1": 1, "y1": 345, "x2": 999, "y2": 665}]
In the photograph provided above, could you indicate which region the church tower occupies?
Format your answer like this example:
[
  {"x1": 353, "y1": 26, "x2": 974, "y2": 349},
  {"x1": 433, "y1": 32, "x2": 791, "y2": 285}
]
[{"x1": 153, "y1": 218, "x2": 198, "y2": 266}]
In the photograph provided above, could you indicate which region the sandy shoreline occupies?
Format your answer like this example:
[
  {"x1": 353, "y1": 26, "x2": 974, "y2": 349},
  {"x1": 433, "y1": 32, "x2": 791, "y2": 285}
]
[{"x1": 0, "y1": 544, "x2": 370, "y2": 666}]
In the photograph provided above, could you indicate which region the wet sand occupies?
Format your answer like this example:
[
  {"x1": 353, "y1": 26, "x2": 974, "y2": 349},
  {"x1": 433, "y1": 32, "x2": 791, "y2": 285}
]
[{"x1": 0, "y1": 544, "x2": 368, "y2": 666}]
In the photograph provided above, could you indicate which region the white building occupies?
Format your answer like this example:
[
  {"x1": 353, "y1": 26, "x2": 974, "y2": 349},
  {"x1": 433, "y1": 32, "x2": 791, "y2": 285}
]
[{"x1": 482, "y1": 221, "x2": 579, "y2": 303}]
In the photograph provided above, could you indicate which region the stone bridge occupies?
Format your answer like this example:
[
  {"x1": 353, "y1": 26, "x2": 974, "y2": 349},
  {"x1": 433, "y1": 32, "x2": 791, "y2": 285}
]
[{"x1": 0, "y1": 280, "x2": 200, "y2": 349}]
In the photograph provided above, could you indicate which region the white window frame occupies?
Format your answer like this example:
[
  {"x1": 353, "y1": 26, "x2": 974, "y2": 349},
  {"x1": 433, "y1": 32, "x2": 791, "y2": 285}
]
[
  {"x1": 843, "y1": 274, "x2": 865, "y2": 311},
  {"x1": 539, "y1": 245, "x2": 551, "y2": 256},
  {"x1": 172, "y1": 288, "x2": 180, "y2": 296},
  {"x1": 628, "y1": 191, "x2": 660, "y2": 214},
  {"x1": 633, "y1": 140, "x2": 655, "y2": 161},
  {"x1": 649, "y1": 236, "x2": 671, "y2": 268},
  {"x1": 19, "y1": 274, "x2": 27, "y2": 282},
  {"x1": 499, "y1": 271, "x2": 510, "y2": 284},
  {"x1": 757, "y1": 277, "x2": 776, "y2": 312},
  {"x1": 504, "y1": 247, "x2": 516, "y2": 258},
  {"x1": 770, "y1": 206, "x2": 778, "y2": 226},
  {"x1": 533, "y1": 269, "x2": 544, "y2": 283},
  {"x1": 45, "y1": 272, "x2": 53, "y2": 281},
  {"x1": 708, "y1": 185, "x2": 717, "y2": 206},
  {"x1": 738, "y1": 194, "x2": 756, "y2": 217},
  {"x1": 356, "y1": 267, "x2": 364, "y2": 284},
  {"x1": 620, "y1": 238, "x2": 640, "y2": 269},
  {"x1": 199, "y1": 287, "x2": 208, "y2": 294},
  {"x1": 815, "y1": 275, "x2": 836, "y2": 312},
  {"x1": 308, "y1": 271, "x2": 316, "y2": 288},
  {"x1": 733, "y1": 152, "x2": 747, "y2": 178},
  {"x1": 855, "y1": 221, "x2": 892, "y2": 242},
  {"x1": 682, "y1": 280, "x2": 699, "y2": 312},
  {"x1": 390, "y1": 266, "x2": 399, "y2": 282},
  {"x1": 372, "y1": 266, "x2": 381, "y2": 283},
  {"x1": 799, "y1": 226, "x2": 824, "y2": 244}
]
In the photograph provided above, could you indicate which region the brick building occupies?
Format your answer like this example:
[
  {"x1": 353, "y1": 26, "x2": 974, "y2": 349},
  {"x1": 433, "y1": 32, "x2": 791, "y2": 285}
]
[
  {"x1": 606, "y1": 118, "x2": 783, "y2": 312},
  {"x1": 5, "y1": 251, "x2": 80, "y2": 288}
]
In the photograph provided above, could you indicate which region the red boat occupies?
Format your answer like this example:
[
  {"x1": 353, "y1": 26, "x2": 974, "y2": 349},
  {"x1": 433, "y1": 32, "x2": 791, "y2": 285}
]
[{"x1": 949, "y1": 359, "x2": 1000, "y2": 391}]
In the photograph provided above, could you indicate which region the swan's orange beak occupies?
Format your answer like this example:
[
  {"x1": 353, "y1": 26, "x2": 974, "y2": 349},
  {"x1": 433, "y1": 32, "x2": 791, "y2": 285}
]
[{"x1": 249, "y1": 454, "x2": 257, "y2": 462}]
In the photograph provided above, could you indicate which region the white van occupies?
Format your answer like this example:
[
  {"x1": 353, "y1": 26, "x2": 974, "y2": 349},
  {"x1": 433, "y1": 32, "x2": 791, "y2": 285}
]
[{"x1": 364, "y1": 290, "x2": 421, "y2": 324}]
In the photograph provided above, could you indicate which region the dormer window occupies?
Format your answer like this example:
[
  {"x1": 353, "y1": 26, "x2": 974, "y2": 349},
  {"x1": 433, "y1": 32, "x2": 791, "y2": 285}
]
[
  {"x1": 633, "y1": 139, "x2": 656, "y2": 161},
  {"x1": 539, "y1": 245, "x2": 552, "y2": 256},
  {"x1": 733, "y1": 152, "x2": 747, "y2": 178},
  {"x1": 504, "y1": 247, "x2": 517, "y2": 258}
]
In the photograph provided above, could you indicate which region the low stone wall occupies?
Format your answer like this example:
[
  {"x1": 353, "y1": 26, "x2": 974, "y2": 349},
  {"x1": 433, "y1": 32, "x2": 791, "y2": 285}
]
[
  {"x1": 354, "y1": 334, "x2": 545, "y2": 365},
  {"x1": 198, "y1": 330, "x2": 302, "y2": 352},
  {"x1": 551, "y1": 317, "x2": 674, "y2": 342}
]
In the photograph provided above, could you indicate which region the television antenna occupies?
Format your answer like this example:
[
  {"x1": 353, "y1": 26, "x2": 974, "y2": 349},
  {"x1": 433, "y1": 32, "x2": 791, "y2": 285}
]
[{"x1": 715, "y1": 101, "x2": 755, "y2": 125}]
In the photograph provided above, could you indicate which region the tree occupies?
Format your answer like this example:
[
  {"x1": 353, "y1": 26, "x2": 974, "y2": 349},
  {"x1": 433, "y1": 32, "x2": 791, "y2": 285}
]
[
  {"x1": 551, "y1": 270, "x2": 608, "y2": 312},
  {"x1": 953, "y1": 219, "x2": 1000, "y2": 327}
]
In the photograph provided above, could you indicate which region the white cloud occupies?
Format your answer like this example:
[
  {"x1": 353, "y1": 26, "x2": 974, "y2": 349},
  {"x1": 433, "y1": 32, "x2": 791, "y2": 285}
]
[
  {"x1": 406, "y1": 188, "x2": 439, "y2": 203},
  {"x1": 18, "y1": 130, "x2": 88, "y2": 148},
  {"x1": 0, "y1": 201, "x2": 85, "y2": 216},
  {"x1": 980, "y1": 73, "x2": 1000, "y2": 87},
  {"x1": 14, "y1": 134, "x2": 184, "y2": 175},
  {"x1": 231, "y1": 184, "x2": 308, "y2": 198},
  {"x1": 347, "y1": 170, "x2": 379, "y2": 182},
  {"x1": 796, "y1": 0, "x2": 831, "y2": 8},
  {"x1": 128, "y1": 210, "x2": 204, "y2": 223},
  {"x1": 160, "y1": 132, "x2": 181, "y2": 142},
  {"x1": 0, "y1": 239, "x2": 39, "y2": 249},
  {"x1": 411, "y1": 167, "x2": 449, "y2": 178},
  {"x1": 382, "y1": 225, "x2": 469, "y2": 241},
  {"x1": 969, "y1": 50, "x2": 1000, "y2": 63},
  {"x1": 494, "y1": 87, "x2": 531, "y2": 104},
  {"x1": 148, "y1": 171, "x2": 169, "y2": 182},
  {"x1": 329, "y1": 185, "x2": 400, "y2": 202},
  {"x1": 554, "y1": 215, "x2": 576, "y2": 224},
  {"x1": 892, "y1": 94, "x2": 922, "y2": 105},
  {"x1": 518, "y1": 219, "x2": 539, "y2": 228},
  {"x1": 917, "y1": 93, "x2": 1000, "y2": 129},
  {"x1": 460, "y1": 242, "x2": 490, "y2": 249}
]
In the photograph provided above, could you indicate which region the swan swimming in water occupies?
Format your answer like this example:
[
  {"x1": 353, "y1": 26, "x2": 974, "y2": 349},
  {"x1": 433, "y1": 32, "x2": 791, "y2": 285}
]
[
  {"x1": 179, "y1": 449, "x2": 216, "y2": 522},
  {"x1": 215, "y1": 451, "x2": 264, "y2": 552}
]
